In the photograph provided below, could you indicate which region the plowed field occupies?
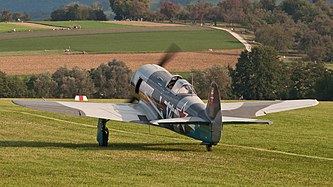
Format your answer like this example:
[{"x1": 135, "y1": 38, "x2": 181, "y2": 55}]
[{"x1": 0, "y1": 49, "x2": 241, "y2": 75}]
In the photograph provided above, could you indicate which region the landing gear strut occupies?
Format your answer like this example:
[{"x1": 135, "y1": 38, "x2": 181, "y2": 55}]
[
  {"x1": 206, "y1": 144, "x2": 213, "y2": 152},
  {"x1": 97, "y1": 118, "x2": 109, "y2": 146}
]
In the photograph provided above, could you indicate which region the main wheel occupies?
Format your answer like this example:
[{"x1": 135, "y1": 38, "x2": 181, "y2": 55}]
[
  {"x1": 206, "y1": 144, "x2": 213, "y2": 152},
  {"x1": 101, "y1": 127, "x2": 109, "y2": 147}
]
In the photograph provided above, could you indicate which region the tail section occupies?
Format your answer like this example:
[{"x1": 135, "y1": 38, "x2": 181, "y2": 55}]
[{"x1": 206, "y1": 81, "x2": 223, "y2": 145}]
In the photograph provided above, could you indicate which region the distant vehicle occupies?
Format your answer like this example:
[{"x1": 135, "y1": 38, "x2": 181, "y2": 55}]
[{"x1": 13, "y1": 45, "x2": 318, "y2": 151}]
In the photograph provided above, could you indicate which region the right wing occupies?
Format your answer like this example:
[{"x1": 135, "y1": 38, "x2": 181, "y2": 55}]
[{"x1": 12, "y1": 100, "x2": 155, "y2": 124}]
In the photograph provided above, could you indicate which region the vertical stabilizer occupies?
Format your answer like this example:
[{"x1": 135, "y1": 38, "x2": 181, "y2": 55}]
[{"x1": 206, "y1": 81, "x2": 223, "y2": 144}]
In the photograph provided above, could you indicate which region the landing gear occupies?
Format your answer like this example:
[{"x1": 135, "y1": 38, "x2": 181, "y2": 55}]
[
  {"x1": 97, "y1": 118, "x2": 109, "y2": 146},
  {"x1": 206, "y1": 144, "x2": 213, "y2": 152}
]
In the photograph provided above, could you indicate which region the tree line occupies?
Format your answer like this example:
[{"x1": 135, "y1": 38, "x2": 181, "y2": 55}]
[
  {"x1": 0, "y1": 60, "x2": 131, "y2": 99},
  {"x1": 0, "y1": 10, "x2": 30, "y2": 22},
  {"x1": 1, "y1": 46, "x2": 332, "y2": 100},
  {"x1": 50, "y1": 2, "x2": 108, "y2": 21},
  {"x1": 191, "y1": 46, "x2": 333, "y2": 101}
]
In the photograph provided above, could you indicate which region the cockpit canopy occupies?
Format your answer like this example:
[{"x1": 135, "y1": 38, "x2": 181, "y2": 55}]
[{"x1": 167, "y1": 76, "x2": 194, "y2": 95}]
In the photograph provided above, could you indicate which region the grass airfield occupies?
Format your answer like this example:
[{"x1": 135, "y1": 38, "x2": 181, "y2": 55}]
[{"x1": 0, "y1": 99, "x2": 332, "y2": 186}]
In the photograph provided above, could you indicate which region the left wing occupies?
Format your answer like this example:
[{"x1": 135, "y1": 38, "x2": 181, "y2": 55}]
[
  {"x1": 12, "y1": 100, "x2": 153, "y2": 124},
  {"x1": 221, "y1": 99, "x2": 319, "y2": 124}
]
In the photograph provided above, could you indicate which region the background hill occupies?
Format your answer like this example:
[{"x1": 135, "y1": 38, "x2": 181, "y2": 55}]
[
  {"x1": 0, "y1": 0, "x2": 111, "y2": 20},
  {"x1": 0, "y1": 0, "x2": 332, "y2": 20}
]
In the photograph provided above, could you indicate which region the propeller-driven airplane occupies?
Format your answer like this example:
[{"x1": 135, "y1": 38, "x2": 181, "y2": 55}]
[{"x1": 12, "y1": 45, "x2": 319, "y2": 151}]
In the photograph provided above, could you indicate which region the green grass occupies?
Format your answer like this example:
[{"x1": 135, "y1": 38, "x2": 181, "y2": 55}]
[
  {"x1": 0, "y1": 99, "x2": 332, "y2": 186},
  {"x1": 171, "y1": 72, "x2": 192, "y2": 79},
  {"x1": 0, "y1": 23, "x2": 45, "y2": 33},
  {"x1": 0, "y1": 30, "x2": 244, "y2": 53},
  {"x1": 33, "y1": 21, "x2": 131, "y2": 29}
]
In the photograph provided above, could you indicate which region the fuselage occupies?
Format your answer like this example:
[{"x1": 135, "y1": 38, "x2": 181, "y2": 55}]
[
  {"x1": 130, "y1": 64, "x2": 208, "y2": 121},
  {"x1": 129, "y1": 64, "x2": 221, "y2": 145}
]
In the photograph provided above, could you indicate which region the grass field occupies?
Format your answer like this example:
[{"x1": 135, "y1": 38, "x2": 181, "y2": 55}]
[
  {"x1": 0, "y1": 30, "x2": 244, "y2": 53},
  {"x1": 0, "y1": 99, "x2": 332, "y2": 186},
  {"x1": 34, "y1": 21, "x2": 131, "y2": 29},
  {"x1": 0, "y1": 23, "x2": 45, "y2": 33}
]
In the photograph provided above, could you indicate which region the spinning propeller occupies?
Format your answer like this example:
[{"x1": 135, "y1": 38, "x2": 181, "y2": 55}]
[{"x1": 127, "y1": 43, "x2": 181, "y2": 103}]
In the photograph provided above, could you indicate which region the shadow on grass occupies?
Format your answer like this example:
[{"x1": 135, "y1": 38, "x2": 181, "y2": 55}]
[{"x1": 0, "y1": 140, "x2": 198, "y2": 152}]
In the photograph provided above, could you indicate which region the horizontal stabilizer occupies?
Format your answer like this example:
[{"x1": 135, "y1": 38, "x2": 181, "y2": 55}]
[{"x1": 151, "y1": 117, "x2": 209, "y2": 126}]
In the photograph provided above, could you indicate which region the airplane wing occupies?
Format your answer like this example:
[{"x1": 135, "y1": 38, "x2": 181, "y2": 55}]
[
  {"x1": 12, "y1": 100, "x2": 153, "y2": 124},
  {"x1": 222, "y1": 99, "x2": 319, "y2": 124}
]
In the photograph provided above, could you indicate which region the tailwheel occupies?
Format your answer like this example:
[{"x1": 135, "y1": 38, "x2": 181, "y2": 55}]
[
  {"x1": 206, "y1": 144, "x2": 213, "y2": 152},
  {"x1": 97, "y1": 118, "x2": 109, "y2": 147}
]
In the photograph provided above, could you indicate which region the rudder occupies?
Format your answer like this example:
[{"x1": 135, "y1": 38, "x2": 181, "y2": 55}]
[{"x1": 206, "y1": 81, "x2": 223, "y2": 145}]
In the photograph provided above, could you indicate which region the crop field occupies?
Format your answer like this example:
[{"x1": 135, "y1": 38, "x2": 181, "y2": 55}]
[
  {"x1": 0, "y1": 21, "x2": 245, "y2": 75},
  {"x1": 0, "y1": 22, "x2": 46, "y2": 32},
  {"x1": 0, "y1": 30, "x2": 243, "y2": 53},
  {"x1": 0, "y1": 99, "x2": 332, "y2": 186},
  {"x1": 0, "y1": 50, "x2": 241, "y2": 75},
  {"x1": 34, "y1": 21, "x2": 131, "y2": 29}
]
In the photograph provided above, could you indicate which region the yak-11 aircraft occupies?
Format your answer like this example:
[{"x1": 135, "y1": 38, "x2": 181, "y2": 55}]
[{"x1": 12, "y1": 46, "x2": 319, "y2": 151}]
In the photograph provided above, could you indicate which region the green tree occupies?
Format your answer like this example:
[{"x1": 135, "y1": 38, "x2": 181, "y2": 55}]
[
  {"x1": 50, "y1": 3, "x2": 107, "y2": 21},
  {"x1": 315, "y1": 70, "x2": 333, "y2": 101},
  {"x1": 281, "y1": 0, "x2": 319, "y2": 23},
  {"x1": 289, "y1": 62, "x2": 326, "y2": 98},
  {"x1": 160, "y1": 0, "x2": 181, "y2": 21},
  {"x1": 255, "y1": 23, "x2": 294, "y2": 51},
  {"x1": 188, "y1": 0, "x2": 212, "y2": 24},
  {"x1": 192, "y1": 65, "x2": 232, "y2": 99},
  {"x1": 26, "y1": 73, "x2": 57, "y2": 98},
  {"x1": 0, "y1": 71, "x2": 11, "y2": 97},
  {"x1": 50, "y1": 9, "x2": 67, "y2": 21},
  {"x1": 12, "y1": 12, "x2": 30, "y2": 21},
  {"x1": 0, "y1": 10, "x2": 12, "y2": 22},
  {"x1": 191, "y1": 69, "x2": 207, "y2": 99},
  {"x1": 109, "y1": 0, "x2": 150, "y2": 20},
  {"x1": 299, "y1": 30, "x2": 333, "y2": 62},
  {"x1": 229, "y1": 46, "x2": 288, "y2": 100},
  {"x1": 90, "y1": 60, "x2": 132, "y2": 98},
  {"x1": 216, "y1": 0, "x2": 246, "y2": 24},
  {"x1": 52, "y1": 67, "x2": 94, "y2": 98},
  {"x1": 259, "y1": 0, "x2": 276, "y2": 11}
]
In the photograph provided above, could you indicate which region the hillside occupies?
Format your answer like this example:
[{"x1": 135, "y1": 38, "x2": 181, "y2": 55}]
[
  {"x1": 1, "y1": 0, "x2": 332, "y2": 20},
  {"x1": 0, "y1": 0, "x2": 111, "y2": 20}
]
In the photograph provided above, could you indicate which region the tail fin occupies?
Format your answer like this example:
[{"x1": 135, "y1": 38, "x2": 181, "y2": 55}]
[{"x1": 206, "y1": 81, "x2": 223, "y2": 145}]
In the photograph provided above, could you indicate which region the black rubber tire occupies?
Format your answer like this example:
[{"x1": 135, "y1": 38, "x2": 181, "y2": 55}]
[
  {"x1": 206, "y1": 144, "x2": 213, "y2": 152},
  {"x1": 101, "y1": 128, "x2": 109, "y2": 147}
]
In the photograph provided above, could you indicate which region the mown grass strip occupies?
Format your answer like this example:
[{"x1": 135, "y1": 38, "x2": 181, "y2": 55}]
[
  {"x1": 0, "y1": 30, "x2": 244, "y2": 53},
  {"x1": 0, "y1": 23, "x2": 45, "y2": 33},
  {"x1": 33, "y1": 20, "x2": 131, "y2": 29}
]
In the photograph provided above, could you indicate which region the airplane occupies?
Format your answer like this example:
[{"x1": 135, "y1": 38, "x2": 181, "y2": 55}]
[{"x1": 12, "y1": 46, "x2": 319, "y2": 151}]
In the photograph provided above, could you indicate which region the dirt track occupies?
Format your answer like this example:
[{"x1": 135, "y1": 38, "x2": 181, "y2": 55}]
[
  {"x1": 0, "y1": 50, "x2": 241, "y2": 75},
  {"x1": 8, "y1": 22, "x2": 60, "y2": 29}
]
